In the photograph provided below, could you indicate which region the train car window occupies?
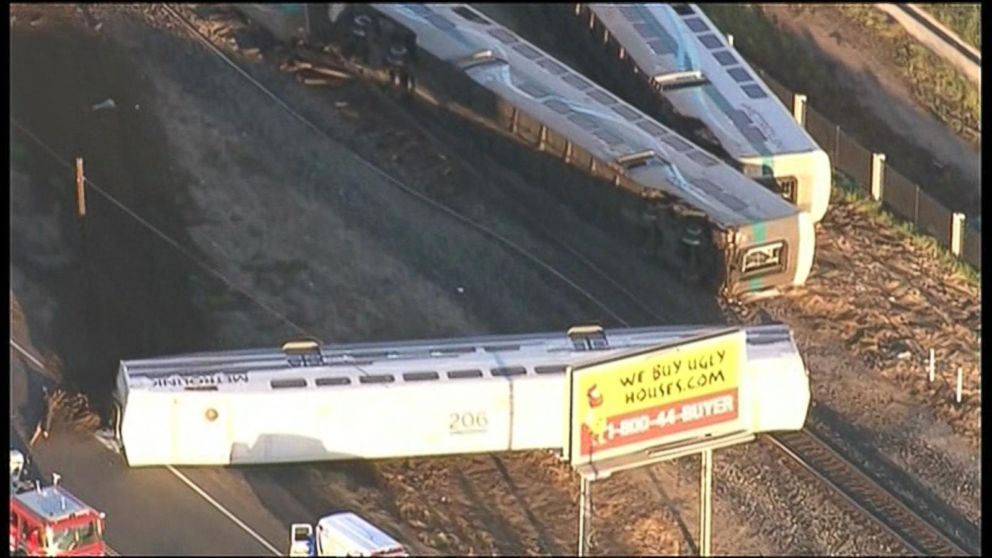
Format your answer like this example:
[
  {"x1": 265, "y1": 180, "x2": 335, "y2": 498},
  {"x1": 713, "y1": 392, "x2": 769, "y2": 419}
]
[
  {"x1": 712, "y1": 51, "x2": 738, "y2": 66},
  {"x1": 491, "y1": 366, "x2": 527, "y2": 377},
  {"x1": 683, "y1": 18, "x2": 709, "y2": 33},
  {"x1": 315, "y1": 377, "x2": 351, "y2": 387},
  {"x1": 544, "y1": 98, "x2": 572, "y2": 115},
  {"x1": 452, "y1": 6, "x2": 491, "y2": 25},
  {"x1": 636, "y1": 119, "x2": 668, "y2": 138},
  {"x1": 448, "y1": 369, "x2": 483, "y2": 379},
  {"x1": 537, "y1": 58, "x2": 569, "y2": 75},
  {"x1": 487, "y1": 28, "x2": 518, "y2": 44},
  {"x1": 672, "y1": 4, "x2": 695, "y2": 16},
  {"x1": 535, "y1": 365, "x2": 567, "y2": 375},
  {"x1": 698, "y1": 34, "x2": 723, "y2": 49},
  {"x1": 686, "y1": 150, "x2": 719, "y2": 167},
  {"x1": 512, "y1": 43, "x2": 542, "y2": 60},
  {"x1": 359, "y1": 374, "x2": 395, "y2": 384},
  {"x1": 633, "y1": 22, "x2": 655, "y2": 39},
  {"x1": 741, "y1": 125, "x2": 768, "y2": 144},
  {"x1": 618, "y1": 5, "x2": 642, "y2": 20},
  {"x1": 647, "y1": 39, "x2": 673, "y2": 56},
  {"x1": 403, "y1": 371, "x2": 440, "y2": 382},
  {"x1": 271, "y1": 378, "x2": 308, "y2": 389},
  {"x1": 593, "y1": 128, "x2": 625, "y2": 146},
  {"x1": 610, "y1": 104, "x2": 642, "y2": 122},
  {"x1": 483, "y1": 345, "x2": 521, "y2": 353},
  {"x1": 726, "y1": 67, "x2": 754, "y2": 83},
  {"x1": 567, "y1": 112, "x2": 598, "y2": 130},
  {"x1": 661, "y1": 135, "x2": 694, "y2": 152},
  {"x1": 431, "y1": 346, "x2": 476, "y2": 355},
  {"x1": 587, "y1": 89, "x2": 619, "y2": 106},
  {"x1": 562, "y1": 73, "x2": 594, "y2": 91},
  {"x1": 348, "y1": 351, "x2": 390, "y2": 360},
  {"x1": 714, "y1": 189, "x2": 749, "y2": 212},
  {"x1": 426, "y1": 13, "x2": 455, "y2": 31},
  {"x1": 741, "y1": 84, "x2": 769, "y2": 99}
]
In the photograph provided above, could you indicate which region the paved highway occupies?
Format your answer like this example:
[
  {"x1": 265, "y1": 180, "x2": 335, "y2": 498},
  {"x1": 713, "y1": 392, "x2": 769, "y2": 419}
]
[{"x1": 11, "y1": 342, "x2": 287, "y2": 556}]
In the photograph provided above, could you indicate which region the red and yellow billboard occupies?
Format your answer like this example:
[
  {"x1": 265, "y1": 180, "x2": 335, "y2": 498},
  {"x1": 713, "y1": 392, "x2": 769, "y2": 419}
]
[{"x1": 565, "y1": 329, "x2": 745, "y2": 464}]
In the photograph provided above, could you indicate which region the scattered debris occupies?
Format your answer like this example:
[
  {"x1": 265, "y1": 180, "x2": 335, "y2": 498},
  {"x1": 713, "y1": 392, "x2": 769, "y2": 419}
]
[
  {"x1": 308, "y1": 65, "x2": 353, "y2": 80},
  {"x1": 731, "y1": 196, "x2": 981, "y2": 443},
  {"x1": 36, "y1": 387, "x2": 103, "y2": 440},
  {"x1": 91, "y1": 98, "x2": 117, "y2": 112},
  {"x1": 299, "y1": 76, "x2": 332, "y2": 87}
]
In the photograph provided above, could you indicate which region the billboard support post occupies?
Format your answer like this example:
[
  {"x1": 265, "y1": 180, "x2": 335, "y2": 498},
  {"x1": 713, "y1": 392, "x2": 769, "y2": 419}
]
[
  {"x1": 578, "y1": 475, "x2": 591, "y2": 557},
  {"x1": 699, "y1": 448, "x2": 713, "y2": 557}
]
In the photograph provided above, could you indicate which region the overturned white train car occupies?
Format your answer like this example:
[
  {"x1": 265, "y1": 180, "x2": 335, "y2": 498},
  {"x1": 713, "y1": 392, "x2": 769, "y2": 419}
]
[
  {"x1": 115, "y1": 324, "x2": 811, "y2": 466},
  {"x1": 235, "y1": 3, "x2": 815, "y2": 297},
  {"x1": 543, "y1": 3, "x2": 832, "y2": 222}
]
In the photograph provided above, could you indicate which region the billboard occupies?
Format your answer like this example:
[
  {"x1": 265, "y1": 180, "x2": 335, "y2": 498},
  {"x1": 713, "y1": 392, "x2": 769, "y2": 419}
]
[{"x1": 564, "y1": 328, "x2": 745, "y2": 465}]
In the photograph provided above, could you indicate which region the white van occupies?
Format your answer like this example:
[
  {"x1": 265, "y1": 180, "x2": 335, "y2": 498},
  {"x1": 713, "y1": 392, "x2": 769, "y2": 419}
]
[{"x1": 292, "y1": 512, "x2": 408, "y2": 557}]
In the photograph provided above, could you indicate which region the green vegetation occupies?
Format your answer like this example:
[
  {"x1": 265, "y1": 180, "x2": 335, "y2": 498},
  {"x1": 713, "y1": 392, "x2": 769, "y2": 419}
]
[
  {"x1": 701, "y1": 4, "x2": 980, "y2": 147},
  {"x1": 918, "y1": 3, "x2": 981, "y2": 51},
  {"x1": 833, "y1": 172, "x2": 980, "y2": 288},
  {"x1": 834, "y1": 4, "x2": 980, "y2": 145}
]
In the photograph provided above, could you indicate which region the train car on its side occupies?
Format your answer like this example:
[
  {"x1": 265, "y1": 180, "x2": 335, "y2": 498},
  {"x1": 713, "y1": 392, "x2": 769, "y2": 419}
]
[
  {"x1": 543, "y1": 4, "x2": 832, "y2": 223},
  {"x1": 235, "y1": 4, "x2": 816, "y2": 298},
  {"x1": 115, "y1": 324, "x2": 811, "y2": 466}
]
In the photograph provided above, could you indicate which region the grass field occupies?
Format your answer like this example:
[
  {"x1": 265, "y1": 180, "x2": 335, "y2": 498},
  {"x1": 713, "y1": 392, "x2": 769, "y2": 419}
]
[
  {"x1": 834, "y1": 4, "x2": 980, "y2": 145},
  {"x1": 700, "y1": 4, "x2": 980, "y2": 148},
  {"x1": 919, "y1": 3, "x2": 981, "y2": 51}
]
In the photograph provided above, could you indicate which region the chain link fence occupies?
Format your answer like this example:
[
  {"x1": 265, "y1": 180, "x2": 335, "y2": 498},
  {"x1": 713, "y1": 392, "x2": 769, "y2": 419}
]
[{"x1": 757, "y1": 68, "x2": 980, "y2": 272}]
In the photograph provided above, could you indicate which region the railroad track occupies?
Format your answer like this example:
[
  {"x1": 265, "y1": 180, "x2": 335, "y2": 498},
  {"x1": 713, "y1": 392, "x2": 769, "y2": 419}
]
[
  {"x1": 156, "y1": 4, "x2": 666, "y2": 329},
  {"x1": 150, "y1": 6, "x2": 980, "y2": 556},
  {"x1": 768, "y1": 430, "x2": 976, "y2": 556}
]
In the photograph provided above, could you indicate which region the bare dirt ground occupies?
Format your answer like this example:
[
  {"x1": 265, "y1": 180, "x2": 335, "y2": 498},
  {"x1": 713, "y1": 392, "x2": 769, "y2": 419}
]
[
  {"x1": 9, "y1": 4, "x2": 980, "y2": 556},
  {"x1": 758, "y1": 4, "x2": 981, "y2": 218}
]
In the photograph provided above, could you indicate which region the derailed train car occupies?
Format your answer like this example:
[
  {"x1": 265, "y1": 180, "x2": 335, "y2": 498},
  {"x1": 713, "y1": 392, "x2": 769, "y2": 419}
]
[
  {"x1": 541, "y1": 3, "x2": 832, "y2": 223},
  {"x1": 116, "y1": 325, "x2": 811, "y2": 466},
  {"x1": 238, "y1": 4, "x2": 815, "y2": 297}
]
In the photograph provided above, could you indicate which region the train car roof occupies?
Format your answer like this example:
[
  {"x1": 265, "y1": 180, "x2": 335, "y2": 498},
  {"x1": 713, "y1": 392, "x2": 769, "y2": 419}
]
[
  {"x1": 119, "y1": 324, "x2": 797, "y2": 394},
  {"x1": 588, "y1": 3, "x2": 823, "y2": 162},
  {"x1": 368, "y1": 4, "x2": 800, "y2": 227}
]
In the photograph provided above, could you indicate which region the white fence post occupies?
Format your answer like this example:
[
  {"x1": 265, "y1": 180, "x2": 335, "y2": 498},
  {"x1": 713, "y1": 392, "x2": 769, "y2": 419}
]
[
  {"x1": 956, "y1": 367, "x2": 963, "y2": 404},
  {"x1": 870, "y1": 153, "x2": 886, "y2": 201},
  {"x1": 792, "y1": 93, "x2": 807, "y2": 128},
  {"x1": 950, "y1": 213, "x2": 966, "y2": 256},
  {"x1": 928, "y1": 349, "x2": 934, "y2": 383}
]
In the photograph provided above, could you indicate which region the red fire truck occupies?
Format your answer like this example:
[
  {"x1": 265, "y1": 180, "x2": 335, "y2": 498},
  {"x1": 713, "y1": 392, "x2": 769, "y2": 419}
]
[{"x1": 10, "y1": 450, "x2": 107, "y2": 556}]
